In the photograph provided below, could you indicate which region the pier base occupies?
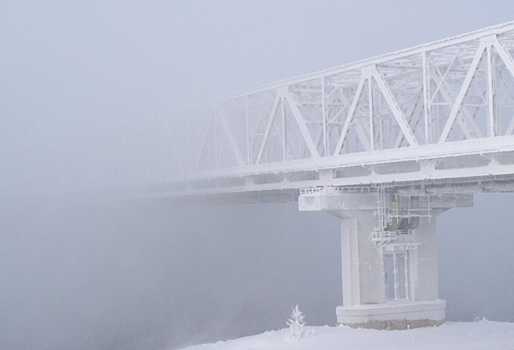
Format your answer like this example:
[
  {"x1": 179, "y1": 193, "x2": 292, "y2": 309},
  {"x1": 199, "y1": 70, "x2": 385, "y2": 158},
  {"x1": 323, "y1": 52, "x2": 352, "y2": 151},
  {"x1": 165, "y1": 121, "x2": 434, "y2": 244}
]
[{"x1": 336, "y1": 299, "x2": 446, "y2": 329}]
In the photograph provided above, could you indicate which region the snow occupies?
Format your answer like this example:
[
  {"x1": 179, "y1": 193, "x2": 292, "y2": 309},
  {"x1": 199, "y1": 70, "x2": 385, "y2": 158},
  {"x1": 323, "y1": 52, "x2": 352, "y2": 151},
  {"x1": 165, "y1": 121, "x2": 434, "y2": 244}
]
[{"x1": 180, "y1": 320, "x2": 514, "y2": 350}]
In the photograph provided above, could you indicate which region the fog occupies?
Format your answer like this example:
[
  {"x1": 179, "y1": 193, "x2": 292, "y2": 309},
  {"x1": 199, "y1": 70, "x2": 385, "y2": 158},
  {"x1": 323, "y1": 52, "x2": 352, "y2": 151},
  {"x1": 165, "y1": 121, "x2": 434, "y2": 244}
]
[{"x1": 1, "y1": 1, "x2": 514, "y2": 349}]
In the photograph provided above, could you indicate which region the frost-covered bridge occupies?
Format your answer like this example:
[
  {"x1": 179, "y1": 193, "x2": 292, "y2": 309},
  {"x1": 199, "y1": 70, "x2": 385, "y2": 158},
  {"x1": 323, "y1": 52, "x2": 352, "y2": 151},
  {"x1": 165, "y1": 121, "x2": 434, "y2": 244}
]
[{"x1": 162, "y1": 22, "x2": 514, "y2": 329}]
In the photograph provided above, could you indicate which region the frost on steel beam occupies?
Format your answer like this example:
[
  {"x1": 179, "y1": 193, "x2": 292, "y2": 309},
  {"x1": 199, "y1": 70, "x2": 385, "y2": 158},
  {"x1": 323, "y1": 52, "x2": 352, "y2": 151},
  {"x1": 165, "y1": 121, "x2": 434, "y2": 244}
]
[
  {"x1": 491, "y1": 37, "x2": 514, "y2": 135},
  {"x1": 367, "y1": 75, "x2": 374, "y2": 151},
  {"x1": 255, "y1": 95, "x2": 280, "y2": 164},
  {"x1": 194, "y1": 112, "x2": 214, "y2": 171},
  {"x1": 506, "y1": 117, "x2": 514, "y2": 135},
  {"x1": 486, "y1": 43, "x2": 497, "y2": 138},
  {"x1": 216, "y1": 22, "x2": 514, "y2": 101},
  {"x1": 334, "y1": 76, "x2": 367, "y2": 155},
  {"x1": 492, "y1": 36, "x2": 514, "y2": 80},
  {"x1": 354, "y1": 118, "x2": 372, "y2": 152},
  {"x1": 321, "y1": 76, "x2": 328, "y2": 156},
  {"x1": 372, "y1": 68, "x2": 418, "y2": 147},
  {"x1": 285, "y1": 93, "x2": 321, "y2": 159},
  {"x1": 422, "y1": 52, "x2": 432, "y2": 144},
  {"x1": 439, "y1": 44, "x2": 487, "y2": 143},
  {"x1": 431, "y1": 66, "x2": 482, "y2": 140},
  {"x1": 394, "y1": 92, "x2": 423, "y2": 148},
  {"x1": 216, "y1": 107, "x2": 245, "y2": 167},
  {"x1": 169, "y1": 21, "x2": 514, "y2": 185}
]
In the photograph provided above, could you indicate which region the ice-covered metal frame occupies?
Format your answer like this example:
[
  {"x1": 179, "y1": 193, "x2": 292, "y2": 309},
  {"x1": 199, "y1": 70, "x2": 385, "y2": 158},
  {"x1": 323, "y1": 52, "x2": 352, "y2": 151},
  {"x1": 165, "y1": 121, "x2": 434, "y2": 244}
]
[{"x1": 168, "y1": 21, "x2": 514, "y2": 199}]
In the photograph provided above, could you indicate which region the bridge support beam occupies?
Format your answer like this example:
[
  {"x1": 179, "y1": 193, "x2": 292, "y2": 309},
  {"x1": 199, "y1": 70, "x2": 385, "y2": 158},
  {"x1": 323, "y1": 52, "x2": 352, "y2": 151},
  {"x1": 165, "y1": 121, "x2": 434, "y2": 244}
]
[
  {"x1": 335, "y1": 210, "x2": 444, "y2": 329},
  {"x1": 299, "y1": 187, "x2": 472, "y2": 329}
]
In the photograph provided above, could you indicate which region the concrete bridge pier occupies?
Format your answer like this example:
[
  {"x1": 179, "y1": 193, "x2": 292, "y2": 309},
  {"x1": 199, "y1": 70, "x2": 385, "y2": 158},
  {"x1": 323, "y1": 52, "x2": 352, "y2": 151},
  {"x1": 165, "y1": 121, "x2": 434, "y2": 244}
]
[{"x1": 299, "y1": 187, "x2": 472, "y2": 329}]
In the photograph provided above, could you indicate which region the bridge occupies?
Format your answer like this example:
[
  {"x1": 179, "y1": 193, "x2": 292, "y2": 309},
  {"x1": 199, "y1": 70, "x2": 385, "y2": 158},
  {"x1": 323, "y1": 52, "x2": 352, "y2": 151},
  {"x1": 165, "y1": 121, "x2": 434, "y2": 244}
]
[{"x1": 160, "y1": 22, "x2": 514, "y2": 329}]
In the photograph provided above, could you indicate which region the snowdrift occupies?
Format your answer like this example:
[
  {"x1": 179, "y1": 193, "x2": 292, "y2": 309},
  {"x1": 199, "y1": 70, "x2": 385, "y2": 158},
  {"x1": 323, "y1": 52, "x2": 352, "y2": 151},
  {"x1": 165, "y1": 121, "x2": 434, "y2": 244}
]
[{"x1": 180, "y1": 320, "x2": 514, "y2": 350}]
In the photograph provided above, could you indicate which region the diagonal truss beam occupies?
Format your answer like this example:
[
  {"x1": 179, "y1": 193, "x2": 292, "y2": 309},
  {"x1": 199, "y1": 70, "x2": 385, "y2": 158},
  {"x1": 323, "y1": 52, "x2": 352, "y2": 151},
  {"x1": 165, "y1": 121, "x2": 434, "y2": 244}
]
[
  {"x1": 354, "y1": 118, "x2": 371, "y2": 152},
  {"x1": 432, "y1": 66, "x2": 483, "y2": 140},
  {"x1": 334, "y1": 77, "x2": 367, "y2": 155},
  {"x1": 394, "y1": 92, "x2": 424, "y2": 148},
  {"x1": 492, "y1": 36, "x2": 514, "y2": 80},
  {"x1": 439, "y1": 44, "x2": 486, "y2": 143},
  {"x1": 255, "y1": 95, "x2": 281, "y2": 164},
  {"x1": 491, "y1": 36, "x2": 514, "y2": 137},
  {"x1": 372, "y1": 69, "x2": 419, "y2": 147},
  {"x1": 216, "y1": 107, "x2": 245, "y2": 167},
  {"x1": 285, "y1": 93, "x2": 321, "y2": 158},
  {"x1": 506, "y1": 117, "x2": 514, "y2": 135},
  {"x1": 194, "y1": 112, "x2": 214, "y2": 171}
]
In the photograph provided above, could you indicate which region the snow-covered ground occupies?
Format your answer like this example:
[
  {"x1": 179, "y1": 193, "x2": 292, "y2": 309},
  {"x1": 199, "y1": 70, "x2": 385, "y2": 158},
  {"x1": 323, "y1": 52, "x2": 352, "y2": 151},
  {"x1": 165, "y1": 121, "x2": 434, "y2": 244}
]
[{"x1": 180, "y1": 320, "x2": 514, "y2": 350}]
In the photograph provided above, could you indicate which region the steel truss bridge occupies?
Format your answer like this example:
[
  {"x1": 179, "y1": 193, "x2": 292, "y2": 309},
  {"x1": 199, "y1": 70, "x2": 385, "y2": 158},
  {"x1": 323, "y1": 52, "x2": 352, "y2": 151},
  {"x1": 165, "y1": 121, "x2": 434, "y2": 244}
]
[
  {"x1": 160, "y1": 22, "x2": 514, "y2": 329},
  {"x1": 164, "y1": 21, "x2": 514, "y2": 203}
]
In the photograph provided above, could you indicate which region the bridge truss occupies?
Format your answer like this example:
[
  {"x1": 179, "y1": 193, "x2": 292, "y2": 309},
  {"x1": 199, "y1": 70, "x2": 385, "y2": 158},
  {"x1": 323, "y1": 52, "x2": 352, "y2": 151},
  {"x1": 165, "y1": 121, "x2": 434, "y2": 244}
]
[
  {"x1": 165, "y1": 21, "x2": 514, "y2": 202},
  {"x1": 161, "y1": 22, "x2": 514, "y2": 328}
]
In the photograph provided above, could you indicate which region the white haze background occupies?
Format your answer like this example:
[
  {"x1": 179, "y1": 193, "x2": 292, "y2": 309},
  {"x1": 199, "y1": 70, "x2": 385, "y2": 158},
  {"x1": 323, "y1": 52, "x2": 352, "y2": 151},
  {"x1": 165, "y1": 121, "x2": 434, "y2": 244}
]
[{"x1": 1, "y1": 1, "x2": 514, "y2": 349}]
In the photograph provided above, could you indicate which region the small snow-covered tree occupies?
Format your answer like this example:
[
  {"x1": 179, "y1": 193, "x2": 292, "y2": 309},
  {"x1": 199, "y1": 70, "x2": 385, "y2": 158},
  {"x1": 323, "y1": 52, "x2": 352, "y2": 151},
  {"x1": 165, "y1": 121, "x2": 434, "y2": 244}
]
[{"x1": 286, "y1": 304, "x2": 306, "y2": 341}]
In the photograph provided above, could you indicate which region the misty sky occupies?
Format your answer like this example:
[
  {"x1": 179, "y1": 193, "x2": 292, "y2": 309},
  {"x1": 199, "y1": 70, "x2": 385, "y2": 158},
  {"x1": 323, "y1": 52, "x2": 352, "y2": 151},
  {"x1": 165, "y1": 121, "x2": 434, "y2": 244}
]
[{"x1": 2, "y1": 1, "x2": 514, "y2": 350}]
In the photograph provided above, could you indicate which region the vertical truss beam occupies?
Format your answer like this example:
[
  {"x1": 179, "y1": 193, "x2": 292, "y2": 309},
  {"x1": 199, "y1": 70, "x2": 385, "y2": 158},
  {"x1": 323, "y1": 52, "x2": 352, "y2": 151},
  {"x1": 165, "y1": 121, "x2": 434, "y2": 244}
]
[
  {"x1": 423, "y1": 52, "x2": 432, "y2": 144},
  {"x1": 368, "y1": 76, "x2": 375, "y2": 151},
  {"x1": 321, "y1": 76, "x2": 328, "y2": 156},
  {"x1": 245, "y1": 95, "x2": 251, "y2": 165},
  {"x1": 281, "y1": 96, "x2": 286, "y2": 161},
  {"x1": 486, "y1": 43, "x2": 498, "y2": 137}
]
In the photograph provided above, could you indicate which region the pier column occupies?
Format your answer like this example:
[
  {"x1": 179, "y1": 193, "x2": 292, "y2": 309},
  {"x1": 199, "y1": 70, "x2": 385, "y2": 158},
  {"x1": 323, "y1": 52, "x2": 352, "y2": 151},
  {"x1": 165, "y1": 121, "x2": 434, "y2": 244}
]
[
  {"x1": 299, "y1": 187, "x2": 472, "y2": 329},
  {"x1": 338, "y1": 210, "x2": 384, "y2": 307}
]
